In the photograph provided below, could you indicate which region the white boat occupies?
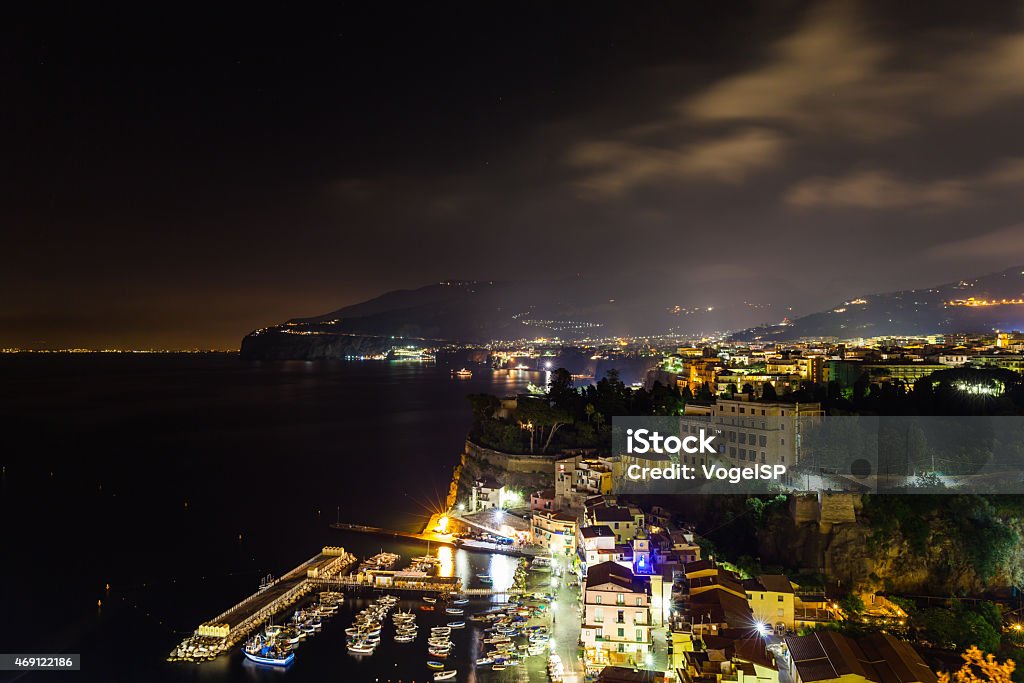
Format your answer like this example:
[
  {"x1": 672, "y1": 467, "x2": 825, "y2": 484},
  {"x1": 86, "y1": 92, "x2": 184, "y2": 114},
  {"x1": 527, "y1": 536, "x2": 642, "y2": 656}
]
[
  {"x1": 445, "y1": 607, "x2": 463, "y2": 615},
  {"x1": 447, "y1": 620, "x2": 465, "y2": 628},
  {"x1": 434, "y1": 671, "x2": 457, "y2": 681},
  {"x1": 347, "y1": 642, "x2": 375, "y2": 654},
  {"x1": 394, "y1": 634, "x2": 416, "y2": 643}
]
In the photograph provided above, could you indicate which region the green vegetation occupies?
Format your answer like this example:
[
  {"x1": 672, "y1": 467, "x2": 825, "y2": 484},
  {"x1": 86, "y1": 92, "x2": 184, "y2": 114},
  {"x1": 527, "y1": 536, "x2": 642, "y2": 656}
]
[
  {"x1": 863, "y1": 496, "x2": 1022, "y2": 585},
  {"x1": 468, "y1": 367, "x2": 686, "y2": 454}
]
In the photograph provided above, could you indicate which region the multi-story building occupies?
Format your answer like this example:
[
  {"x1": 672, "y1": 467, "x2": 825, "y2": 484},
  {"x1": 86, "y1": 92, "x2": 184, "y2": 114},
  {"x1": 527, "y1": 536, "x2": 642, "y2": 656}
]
[
  {"x1": 578, "y1": 525, "x2": 622, "y2": 571},
  {"x1": 678, "y1": 396, "x2": 823, "y2": 473},
  {"x1": 470, "y1": 477, "x2": 506, "y2": 511},
  {"x1": 743, "y1": 575, "x2": 795, "y2": 632},
  {"x1": 581, "y1": 561, "x2": 653, "y2": 668},
  {"x1": 531, "y1": 488, "x2": 556, "y2": 512},
  {"x1": 585, "y1": 499, "x2": 645, "y2": 543},
  {"x1": 531, "y1": 510, "x2": 578, "y2": 556},
  {"x1": 555, "y1": 456, "x2": 615, "y2": 511}
]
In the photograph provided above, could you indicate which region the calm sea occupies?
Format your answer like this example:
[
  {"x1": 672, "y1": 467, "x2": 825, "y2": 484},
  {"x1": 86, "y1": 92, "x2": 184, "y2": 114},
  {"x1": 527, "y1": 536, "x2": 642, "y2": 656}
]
[{"x1": 0, "y1": 354, "x2": 541, "y2": 682}]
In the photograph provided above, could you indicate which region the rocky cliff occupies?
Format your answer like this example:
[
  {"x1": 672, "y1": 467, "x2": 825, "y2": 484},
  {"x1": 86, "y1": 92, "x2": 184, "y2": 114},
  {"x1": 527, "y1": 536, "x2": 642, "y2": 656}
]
[{"x1": 756, "y1": 494, "x2": 1024, "y2": 596}]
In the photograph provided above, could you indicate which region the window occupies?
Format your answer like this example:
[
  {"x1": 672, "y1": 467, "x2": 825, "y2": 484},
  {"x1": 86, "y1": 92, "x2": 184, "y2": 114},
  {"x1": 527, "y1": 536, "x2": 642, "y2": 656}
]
[
  {"x1": 746, "y1": 593, "x2": 752, "y2": 600},
  {"x1": 595, "y1": 595, "x2": 602, "y2": 604},
  {"x1": 759, "y1": 435, "x2": 767, "y2": 447},
  {"x1": 778, "y1": 595, "x2": 784, "y2": 601},
  {"x1": 636, "y1": 628, "x2": 644, "y2": 641},
  {"x1": 761, "y1": 452, "x2": 766, "y2": 463},
  {"x1": 617, "y1": 627, "x2": 625, "y2": 638},
  {"x1": 617, "y1": 610, "x2": 624, "y2": 624},
  {"x1": 636, "y1": 597, "x2": 643, "y2": 606},
  {"x1": 739, "y1": 448, "x2": 746, "y2": 459},
  {"x1": 777, "y1": 608, "x2": 785, "y2": 617},
  {"x1": 595, "y1": 607, "x2": 604, "y2": 622},
  {"x1": 616, "y1": 593, "x2": 625, "y2": 605},
  {"x1": 636, "y1": 610, "x2": 644, "y2": 623},
  {"x1": 596, "y1": 627, "x2": 603, "y2": 638},
  {"x1": 729, "y1": 447, "x2": 736, "y2": 457}
]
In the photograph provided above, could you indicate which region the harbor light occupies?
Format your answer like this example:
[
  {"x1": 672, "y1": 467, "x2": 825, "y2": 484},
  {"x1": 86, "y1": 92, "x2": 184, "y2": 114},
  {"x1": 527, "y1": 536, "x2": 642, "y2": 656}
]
[{"x1": 435, "y1": 515, "x2": 450, "y2": 534}]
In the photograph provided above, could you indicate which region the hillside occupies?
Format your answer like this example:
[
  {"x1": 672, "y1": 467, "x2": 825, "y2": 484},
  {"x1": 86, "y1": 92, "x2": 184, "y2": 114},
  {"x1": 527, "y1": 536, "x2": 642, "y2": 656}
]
[{"x1": 731, "y1": 266, "x2": 1024, "y2": 341}]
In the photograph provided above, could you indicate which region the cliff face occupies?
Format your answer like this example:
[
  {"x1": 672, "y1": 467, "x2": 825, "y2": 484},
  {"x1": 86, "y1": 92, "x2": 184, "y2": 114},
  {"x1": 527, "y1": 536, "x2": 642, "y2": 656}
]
[
  {"x1": 756, "y1": 495, "x2": 1024, "y2": 596},
  {"x1": 239, "y1": 329, "x2": 395, "y2": 360}
]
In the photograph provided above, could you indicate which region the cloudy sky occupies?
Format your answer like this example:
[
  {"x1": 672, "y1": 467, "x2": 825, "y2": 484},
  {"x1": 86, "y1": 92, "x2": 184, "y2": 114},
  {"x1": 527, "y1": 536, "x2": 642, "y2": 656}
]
[{"x1": 5, "y1": 1, "x2": 1024, "y2": 348}]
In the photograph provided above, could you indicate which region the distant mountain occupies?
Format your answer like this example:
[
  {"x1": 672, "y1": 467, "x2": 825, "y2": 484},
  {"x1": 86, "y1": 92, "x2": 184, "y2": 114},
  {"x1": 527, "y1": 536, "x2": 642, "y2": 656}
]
[
  {"x1": 239, "y1": 276, "x2": 776, "y2": 359},
  {"x1": 730, "y1": 266, "x2": 1024, "y2": 342}
]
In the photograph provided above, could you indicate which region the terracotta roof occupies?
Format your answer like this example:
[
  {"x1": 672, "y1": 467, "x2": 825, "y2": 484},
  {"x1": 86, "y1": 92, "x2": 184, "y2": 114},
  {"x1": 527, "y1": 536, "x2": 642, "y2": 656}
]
[{"x1": 785, "y1": 632, "x2": 936, "y2": 683}]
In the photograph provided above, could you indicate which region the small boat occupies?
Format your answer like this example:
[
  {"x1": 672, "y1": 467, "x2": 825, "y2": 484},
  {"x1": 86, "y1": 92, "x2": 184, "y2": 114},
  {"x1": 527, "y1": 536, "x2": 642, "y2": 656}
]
[
  {"x1": 395, "y1": 634, "x2": 415, "y2": 643},
  {"x1": 453, "y1": 368, "x2": 472, "y2": 379},
  {"x1": 476, "y1": 657, "x2": 494, "y2": 665},
  {"x1": 420, "y1": 605, "x2": 435, "y2": 611},
  {"x1": 435, "y1": 671, "x2": 457, "y2": 681},
  {"x1": 427, "y1": 660, "x2": 445, "y2": 669},
  {"x1": 445, "y1": 607, "x2": 463, "y2": 615},
  {"x1": 493, "y1": 663, "x2": 506, "y2": 670},
  {"x1": 423, "y1": 596, "x2": 437, "y2": 604},
  {"x1": 447, "y1": 621, "x2": 465, "y2": 628},
  {"x1": 347, "y1": 642, "x2": 375, "y2": 654},
  {"x1": 452, "y1": 598, "x2": 469, "y2": 605}
]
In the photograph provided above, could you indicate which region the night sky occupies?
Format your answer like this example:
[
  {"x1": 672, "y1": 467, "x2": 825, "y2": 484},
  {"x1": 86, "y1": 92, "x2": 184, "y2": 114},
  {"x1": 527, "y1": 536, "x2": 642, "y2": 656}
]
[{"x1": 5, "y1": 2, "x2": 1024, "y2": 349}]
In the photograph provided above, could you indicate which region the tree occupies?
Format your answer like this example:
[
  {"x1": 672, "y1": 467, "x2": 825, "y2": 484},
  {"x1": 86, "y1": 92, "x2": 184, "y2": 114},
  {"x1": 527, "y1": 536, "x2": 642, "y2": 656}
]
[
  {"x1": 839, "y1": 593, "x2": 865, "y2": 618},
  {"x1": 547, "y1": 368, "x2": 576, "y2": 411},
  {"x1": 938, "y1": 647, "x2": 1015, "y2": 683},
  {"x1": 761, "y1": 382, "x2": 778, "y2": 401},
  {"x1": 742, "y1": 383, "x2": 755, "y2": 397}
]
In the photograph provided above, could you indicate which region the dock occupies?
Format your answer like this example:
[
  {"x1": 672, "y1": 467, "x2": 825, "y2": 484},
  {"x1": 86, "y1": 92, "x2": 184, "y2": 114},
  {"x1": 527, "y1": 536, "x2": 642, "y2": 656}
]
[
  {"x1": 330, "y1": 521, "x2": 543, "y2": 558},
  {"x1": 169, "y1": 546, "x2": 357, "y2": 662},
  {"x1": 329, "y1": 521, "x2": 455, "y2": 545}
]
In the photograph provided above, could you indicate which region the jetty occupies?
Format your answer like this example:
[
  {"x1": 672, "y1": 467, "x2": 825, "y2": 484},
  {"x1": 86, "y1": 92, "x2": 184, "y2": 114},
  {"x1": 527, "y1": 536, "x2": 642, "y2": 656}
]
[{"x1": 168, "y1": 547, "x2": 357, "y2": 663}]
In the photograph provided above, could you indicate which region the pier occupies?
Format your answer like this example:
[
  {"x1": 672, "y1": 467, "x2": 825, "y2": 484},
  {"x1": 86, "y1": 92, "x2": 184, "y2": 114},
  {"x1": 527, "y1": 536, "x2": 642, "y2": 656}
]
[
  {"x1": 329, "y1": 521, "x2": 455, "y2": 545},
  {"x1": 170, "y1": 547, "x2": 357, "y2": 662},
  {"x1": 331, "y1": 520, "x2": 543, "y2": 558}
]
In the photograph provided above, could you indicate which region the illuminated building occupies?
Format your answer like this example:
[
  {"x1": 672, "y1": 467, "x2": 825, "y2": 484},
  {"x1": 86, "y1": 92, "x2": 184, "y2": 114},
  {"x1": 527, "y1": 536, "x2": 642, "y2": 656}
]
[
  {"x1": 742, "y1": 575, "x2": 795, "y2": 632},
  {"x1": 530, "y1": 510, "x2": 578, "y2": 555},
  {"x1": 678, "y1": 396, "x2": 823, "y2": 472},
  {"x1": 581, "y1": 562, "x2": 653, "y2": 669}
]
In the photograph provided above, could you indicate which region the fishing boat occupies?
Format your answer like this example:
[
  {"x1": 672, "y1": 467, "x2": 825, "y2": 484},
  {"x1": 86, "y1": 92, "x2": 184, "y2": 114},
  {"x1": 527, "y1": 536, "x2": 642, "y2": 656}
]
[
  {"x1": 395, "y1": 634, "x2": 416, "y2": 643},
  {"x1": 452, "y1": 598, "x2": 469, "y2": 605},
  {"x1": 426, "y1": 660, "x2": 445, "y2": 669},
  {"x1": 453, "y1": 368, "x2": 472, "y2": 378},
  {"x1": 434, "y1": 670, "x2": 457, "y2": 681},
  {"x1": 423, "y1": 596, "x2": 437, "y2": 604},
  {"x1": 347, "y1": 642, "x2": 376, "y2": 655},
  {"x1": 447, "y1": 620, "x2": 465, "y2": 628},
  {"x1": 243, "y1": 637, "x2": 295, "y2": 667},
  {"x1": 445, "y1": 607, "x2": 463, "y2": 615}
]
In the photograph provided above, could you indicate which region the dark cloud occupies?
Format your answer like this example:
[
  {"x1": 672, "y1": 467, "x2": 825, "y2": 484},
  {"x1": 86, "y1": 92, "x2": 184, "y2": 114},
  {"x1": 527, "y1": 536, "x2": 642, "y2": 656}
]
[{"x1": 4, "y1": 2, "x2": 1024, "y2": 348}]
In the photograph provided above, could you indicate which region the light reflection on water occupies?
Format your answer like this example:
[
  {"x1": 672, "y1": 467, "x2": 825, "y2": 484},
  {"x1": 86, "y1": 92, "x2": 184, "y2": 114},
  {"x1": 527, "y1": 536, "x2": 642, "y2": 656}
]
[{"x1": 437, "y1": 545, "x2": 454, "y2": 578}]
